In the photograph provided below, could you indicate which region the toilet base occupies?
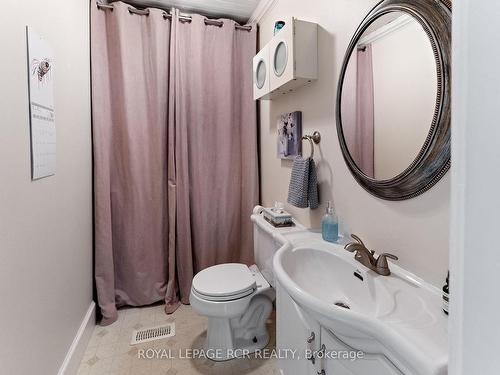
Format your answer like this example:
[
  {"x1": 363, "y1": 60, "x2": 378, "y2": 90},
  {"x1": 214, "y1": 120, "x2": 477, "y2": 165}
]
[
  {"x1": 203, "y1": 294, "x2": 273, "y2": 361},
  {"x1": 204, "y1": 328, "x2": 270, "y2": 361}
]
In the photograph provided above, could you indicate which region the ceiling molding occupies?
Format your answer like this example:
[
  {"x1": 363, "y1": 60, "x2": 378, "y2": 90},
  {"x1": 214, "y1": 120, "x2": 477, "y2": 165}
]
[
  {"x1": 249, "y1": 0, "x2": 278, "y2": 24},
  {"x1": 358, "y1": 14, "x2": 414, "y2": 46}
]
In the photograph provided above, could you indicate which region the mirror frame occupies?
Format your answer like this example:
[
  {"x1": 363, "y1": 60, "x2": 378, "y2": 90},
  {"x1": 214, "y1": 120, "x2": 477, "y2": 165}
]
[{"x1": 336, "y1": 0, "x2": 451, "y2": 200}]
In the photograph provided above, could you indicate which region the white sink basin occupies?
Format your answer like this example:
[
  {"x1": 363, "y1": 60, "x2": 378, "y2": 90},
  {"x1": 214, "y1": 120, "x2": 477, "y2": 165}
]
[{"x1": 273, "y1": 234, "x2": 448, "y2": 375}]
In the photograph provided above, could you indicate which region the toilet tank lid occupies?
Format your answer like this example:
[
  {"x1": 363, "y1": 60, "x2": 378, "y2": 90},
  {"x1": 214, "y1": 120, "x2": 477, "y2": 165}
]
[{"x1": 192, "y1": 263, "x2": 257, "y2": 297}]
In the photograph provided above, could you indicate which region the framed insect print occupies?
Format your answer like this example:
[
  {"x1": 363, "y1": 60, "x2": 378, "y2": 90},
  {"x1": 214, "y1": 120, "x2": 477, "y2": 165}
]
[
  {"x1": 277, "y1": 111, "x2": 302, "y2": 159},
  {"x1": 26, "y1": 27, "x2": 56, "y2": 180}
]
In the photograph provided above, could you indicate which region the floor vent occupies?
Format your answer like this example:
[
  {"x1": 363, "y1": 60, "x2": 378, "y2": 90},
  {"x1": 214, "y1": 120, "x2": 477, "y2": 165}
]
[{"x1": 130, "y1": 323, "x2": 175, "y2": 345}]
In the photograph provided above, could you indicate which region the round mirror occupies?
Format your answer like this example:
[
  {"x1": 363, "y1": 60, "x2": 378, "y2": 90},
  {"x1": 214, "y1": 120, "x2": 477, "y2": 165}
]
[
  {"x1": 255, "y1": 59, "x2": 266, "y2": 89},
  {"x1": 336, "y1": 0, "x2": 451, "y2": 200},
  {"x1": 274, "y1": 41, "x2": 288, "y2": 76},
  {"x1": 341, "y1": 12, "x2": 437, "y2": 180}
]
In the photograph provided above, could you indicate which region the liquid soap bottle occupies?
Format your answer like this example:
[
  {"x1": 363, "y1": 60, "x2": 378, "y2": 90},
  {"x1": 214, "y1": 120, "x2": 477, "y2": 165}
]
[{"x1": 322, "y1": 201, "x2": 339, "y2": 243}]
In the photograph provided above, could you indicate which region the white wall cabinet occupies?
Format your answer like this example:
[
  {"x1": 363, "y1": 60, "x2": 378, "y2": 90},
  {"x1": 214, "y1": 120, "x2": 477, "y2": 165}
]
[
  {"x1": 253, "y1": 44, "x2": 270, "y2": 99},
  {"x1": 253, "y1": 17, "x2": 318, "y2": 100}
]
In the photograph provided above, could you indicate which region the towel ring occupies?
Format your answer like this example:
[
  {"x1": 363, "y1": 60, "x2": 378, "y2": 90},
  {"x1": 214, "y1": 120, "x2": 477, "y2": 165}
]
[{"x1": 302, "y1": 131, "x2": 321, "y2": 158}]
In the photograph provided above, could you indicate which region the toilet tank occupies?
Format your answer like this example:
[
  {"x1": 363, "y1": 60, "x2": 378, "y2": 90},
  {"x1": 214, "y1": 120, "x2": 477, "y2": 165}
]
[{"x1": 251, "y1": 206, "x2": 304, "y2": 287}]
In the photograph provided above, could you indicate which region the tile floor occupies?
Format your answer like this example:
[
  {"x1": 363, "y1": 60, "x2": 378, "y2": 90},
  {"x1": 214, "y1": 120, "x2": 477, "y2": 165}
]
[{"x1": 77, "y1": 304, "x2": 278, "y2": 375}]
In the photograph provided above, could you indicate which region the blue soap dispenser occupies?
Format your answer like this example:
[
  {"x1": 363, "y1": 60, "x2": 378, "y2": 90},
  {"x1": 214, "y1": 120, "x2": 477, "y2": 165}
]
[{"x1": 322, "y1": 201, "x2": 339, "y2": 243}]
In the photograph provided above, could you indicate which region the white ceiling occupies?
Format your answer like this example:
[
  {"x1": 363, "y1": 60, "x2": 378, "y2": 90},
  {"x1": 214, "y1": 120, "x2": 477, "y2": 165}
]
[{"x1": 112, "y1": 0, "x2": 262, "y2": 23}]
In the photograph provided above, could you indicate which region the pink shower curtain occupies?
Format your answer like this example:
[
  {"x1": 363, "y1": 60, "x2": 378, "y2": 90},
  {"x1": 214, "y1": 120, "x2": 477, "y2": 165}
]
[
  {"x1": 344, "y1": 46, "x2": 375, "y2": 178},
  {"x1": 91, "y1": 2, "x2": 258, "y2": 325},
  {"x1": 355, "y1": 46, "x2": 375, "y2": 177},
  {"x1": 171, "y1": 11, "x2": 259, "y2": 301}
]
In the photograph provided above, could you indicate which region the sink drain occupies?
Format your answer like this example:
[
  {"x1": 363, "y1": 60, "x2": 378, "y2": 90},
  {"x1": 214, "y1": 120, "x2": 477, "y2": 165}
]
[{"x1": 334, "y1": 301, "x2": 350, "y2": 309}]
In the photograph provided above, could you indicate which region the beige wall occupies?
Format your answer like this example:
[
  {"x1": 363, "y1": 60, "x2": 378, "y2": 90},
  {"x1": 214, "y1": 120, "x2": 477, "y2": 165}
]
[
  {"x1": 258, "y1": 0, "x2": 449, "y2": 287},
  {"x1": 0, "y1": 0, "x2": 93, "y2": 374}
]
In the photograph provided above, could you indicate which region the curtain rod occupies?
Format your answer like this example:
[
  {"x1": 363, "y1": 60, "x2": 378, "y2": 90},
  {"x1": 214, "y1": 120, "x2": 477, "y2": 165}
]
[{"x1": 96, "y1": 2, "x2": 253, "y2": 31}]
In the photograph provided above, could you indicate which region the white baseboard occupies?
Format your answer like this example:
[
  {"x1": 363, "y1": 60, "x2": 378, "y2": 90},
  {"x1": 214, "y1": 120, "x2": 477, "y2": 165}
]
[{"x1": 57, "y1": 301, "x2": 96, "y2": 375}]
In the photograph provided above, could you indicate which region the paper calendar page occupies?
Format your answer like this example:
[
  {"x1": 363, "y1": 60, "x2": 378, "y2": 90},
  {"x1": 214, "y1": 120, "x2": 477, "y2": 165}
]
[{"x1": 26, "y1": 27, "x2": 56, "y2": 180}]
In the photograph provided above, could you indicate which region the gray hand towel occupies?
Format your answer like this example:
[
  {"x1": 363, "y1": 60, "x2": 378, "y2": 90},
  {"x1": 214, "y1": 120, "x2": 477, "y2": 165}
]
[{"x1": 287, "y1": 156, "x2": 319, "y2": 209}]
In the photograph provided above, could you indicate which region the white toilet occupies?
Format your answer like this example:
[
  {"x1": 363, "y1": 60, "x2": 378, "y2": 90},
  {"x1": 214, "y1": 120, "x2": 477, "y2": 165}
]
[{"x1": 189, "y1": 206, "x2": 302, "y2": 361}]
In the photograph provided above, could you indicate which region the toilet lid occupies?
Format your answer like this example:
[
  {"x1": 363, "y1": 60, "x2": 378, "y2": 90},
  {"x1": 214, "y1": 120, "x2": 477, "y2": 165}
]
[{"x1": 192, "y1": 263, "x2": 257, "y2": 299}]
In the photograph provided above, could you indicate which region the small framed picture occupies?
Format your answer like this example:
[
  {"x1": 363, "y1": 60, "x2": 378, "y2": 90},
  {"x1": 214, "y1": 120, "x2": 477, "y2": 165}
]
[{"x1": 277, "y1": 111, "x2": 302, "y2": 159}]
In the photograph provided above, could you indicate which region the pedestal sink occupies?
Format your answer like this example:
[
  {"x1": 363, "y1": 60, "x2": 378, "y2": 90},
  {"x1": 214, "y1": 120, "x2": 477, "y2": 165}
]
[{"x1": 273, "y1": 233, "x2": 448, "y2": 375}]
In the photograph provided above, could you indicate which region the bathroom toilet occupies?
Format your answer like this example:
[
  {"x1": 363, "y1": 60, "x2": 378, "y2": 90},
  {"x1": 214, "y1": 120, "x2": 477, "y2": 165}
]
[{"x1": 189, "y1": 206, "x2": 302, "y2": 361}]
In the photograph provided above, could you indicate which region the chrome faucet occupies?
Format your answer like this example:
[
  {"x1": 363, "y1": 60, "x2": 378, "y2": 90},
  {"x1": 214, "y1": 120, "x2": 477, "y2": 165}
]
[{"x1": 344, "y1": 234, "x2": 398, "y2": 276}]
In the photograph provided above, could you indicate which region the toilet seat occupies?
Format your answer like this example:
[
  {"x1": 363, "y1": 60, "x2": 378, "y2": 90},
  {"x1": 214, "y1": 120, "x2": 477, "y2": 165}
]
[{"x1": 192, "y1": 263, "x2": 257, "y2": 302}]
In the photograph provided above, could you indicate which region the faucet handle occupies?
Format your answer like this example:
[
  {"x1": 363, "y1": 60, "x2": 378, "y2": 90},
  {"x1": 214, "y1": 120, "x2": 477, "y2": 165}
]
[
  {"x1": 344, "y1": 234, "x2": 367, "y2": 252},
  {"x1": 350, "y1": 234, "x2": 366, "y2": 247},
  {"x1": 376, "y1": 253, "x2": 399, "y2": 269},
  {"x1": 345, "y1": 235, "x2": 375, "y2": 255}
]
